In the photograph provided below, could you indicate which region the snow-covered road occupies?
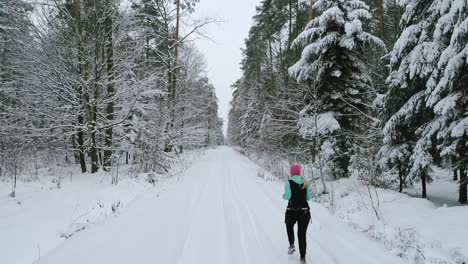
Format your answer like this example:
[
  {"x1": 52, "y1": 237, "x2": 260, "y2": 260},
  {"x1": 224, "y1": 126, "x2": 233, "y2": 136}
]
[{"x1": 37, "y1": 147, "x2": 406, "y2": 264}]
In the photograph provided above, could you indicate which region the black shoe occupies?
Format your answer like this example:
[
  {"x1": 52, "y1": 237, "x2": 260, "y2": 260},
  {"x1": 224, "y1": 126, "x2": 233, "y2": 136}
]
[
  {"x1": 288, "y1": 245, "x2": 295, "y2": 254},
  {"x1": 300, "y1": 257, "x2": 306, "y2": 263}
]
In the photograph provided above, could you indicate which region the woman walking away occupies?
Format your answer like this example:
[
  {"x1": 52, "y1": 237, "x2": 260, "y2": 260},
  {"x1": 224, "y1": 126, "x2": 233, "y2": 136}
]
[{"x1": 283, "y1": 164, "x2": 311, "y2": 263}]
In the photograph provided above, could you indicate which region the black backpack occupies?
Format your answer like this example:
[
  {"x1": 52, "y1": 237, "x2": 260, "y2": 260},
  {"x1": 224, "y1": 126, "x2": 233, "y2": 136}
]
[{"x1": 287, "y1": 180, "x2": 310, "y2": 209}]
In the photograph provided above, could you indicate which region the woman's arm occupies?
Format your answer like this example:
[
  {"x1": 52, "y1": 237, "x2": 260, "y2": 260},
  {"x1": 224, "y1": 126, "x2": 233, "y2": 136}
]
[
  {"x1": 282, "y1": 181, "x2": 291, "y2": 200},
  {"x1": 306, "y1": 189, "x2": 312, "y2": 201}
]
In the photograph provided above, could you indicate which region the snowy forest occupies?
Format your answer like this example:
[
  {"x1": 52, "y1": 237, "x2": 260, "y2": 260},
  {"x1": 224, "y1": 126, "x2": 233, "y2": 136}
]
[
  {"x1": 0, "y1": 0, "x2": 224, "y2": 192},
  {"x1": 1, "y1": 0, "x2": 468, "y2": 263},
  {"x1": 227, "y1": 0, "x2": 468, "y2": 204}
]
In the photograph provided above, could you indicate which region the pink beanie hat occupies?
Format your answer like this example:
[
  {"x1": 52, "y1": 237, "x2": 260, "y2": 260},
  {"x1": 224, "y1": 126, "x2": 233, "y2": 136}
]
[{"x1": 290, "y1": 164, "x2": 301, "y2": 176}]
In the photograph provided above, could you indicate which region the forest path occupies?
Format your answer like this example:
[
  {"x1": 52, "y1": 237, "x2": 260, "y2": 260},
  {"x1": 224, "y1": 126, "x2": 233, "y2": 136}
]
[{"x1": 37, "y1": 146, "x2": 406, "y2": 264}]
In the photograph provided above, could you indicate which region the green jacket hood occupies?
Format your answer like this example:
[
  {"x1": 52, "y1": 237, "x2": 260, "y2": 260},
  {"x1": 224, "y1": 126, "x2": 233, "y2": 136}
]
[{"x1": 290, "y1": 175, "x2": 304, "y2": 184}]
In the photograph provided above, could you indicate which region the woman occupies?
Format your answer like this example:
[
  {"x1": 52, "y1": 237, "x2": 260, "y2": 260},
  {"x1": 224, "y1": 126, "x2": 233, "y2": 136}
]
[{"x1": 283, "y1": 164, "x2": 311, "y2": 263}]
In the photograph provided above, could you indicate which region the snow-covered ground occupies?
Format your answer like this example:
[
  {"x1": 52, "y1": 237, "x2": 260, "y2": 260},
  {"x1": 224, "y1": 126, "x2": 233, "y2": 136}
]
[
  {"x1": 0, "y1": 150, "x2": 201, "y2": 264},
  {"x1": 2, "y1": 146, "x2": 466, "y2": 264},
  {"x1": 0, "y1": 174, "x2": 152, "y2": 264},
  {"x1": 325, "y1": 176, "x2": 468, "y2": 264},
  {"x1": 410, "y1": 167, "x2": 460, "y2": 207},
  {"x1": 3, "y1": 146, "x2": 408, "y2": 264}
]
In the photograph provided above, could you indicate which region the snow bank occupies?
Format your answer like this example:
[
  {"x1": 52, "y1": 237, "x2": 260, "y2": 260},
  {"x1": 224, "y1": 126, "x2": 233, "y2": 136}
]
[
  {"x1": 320, "y1": 176, "x2": 468, "y2": 264},
  {"x1": 0, "y1": 173, "x2": 148, "y2": 264},
  {"x1": 0, "y1": 149, "x2": 204, "y2": 264}
]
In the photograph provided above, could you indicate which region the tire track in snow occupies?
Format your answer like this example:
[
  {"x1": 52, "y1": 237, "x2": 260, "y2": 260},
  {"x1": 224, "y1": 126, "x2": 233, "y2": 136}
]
[
  {"x1": 177, "y1": 156, "x2": 229, "y2": 264},
  {"x1": 222, "y1": 158, "x2": 250, "y2": 264},
  {"x1": 228, "y1": 161, "x2": 269, "y2": 262},
  {"x1": 175, "y1": 170, "x2": 212, "y2": 264},
  {"x1": 229, "y1": 162, "x2": 291, "y2": 263}
]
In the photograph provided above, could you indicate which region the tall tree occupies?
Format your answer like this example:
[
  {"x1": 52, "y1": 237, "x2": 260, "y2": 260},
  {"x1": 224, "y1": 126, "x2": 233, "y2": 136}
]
[
  {"x1": 0, "y1": 0, "x2": 33, "y2": 188},
  {"x1": 103, "y1": 0, "x2": 116, "y2": 171},
  {"x1": 290, "y1": 0, "x2": 385, "y2": 178},
  {"x1": 421, "y1": 0, "x2": 468, "y2": 203},
  {"x1": 380, "y1": 0, "x2": 447, "y2": 197},
  {"x1": 0, "y1": 0, "x2": 222, "y2": 185}
]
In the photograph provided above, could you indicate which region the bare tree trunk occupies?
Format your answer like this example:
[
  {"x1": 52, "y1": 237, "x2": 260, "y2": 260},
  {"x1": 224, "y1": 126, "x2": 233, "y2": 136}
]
[
  {"x1": 459, "y1": 164, "x2": 467, "y2": 204},
  {"x1": 90, "y1": 123, "x2": 99, "y2": 173},
  {"x1": 295, "y1": 0, "x2": 300, "y2": 32},
  {"x1": 314, "y1": 114, "x2": 327, "y2": 194},
  {"x1": 104, "y1": 0, "x2": 114, "y2": 171},
  {"x1": 9, "y1": 162, "x2": 17, "y2": 197},
  {"x1": 171, "y1": 0, "x2": 180, "y2": 101},
  {"x1": 378, "y1": 0, "x2": 385, "y2": 40},
  {"x1": 90, "y1": 53, "x2": 99, "y2": 173},
  {"x1": 309, "y1": 0, "x2": 315, "y2": 21},
  {"x1": 317, "y1": 148, "x2": 327, "y2": 194},
  {"x1": 421, "y1": 171, "x2": 427, "y2": 198},
  {"x1": 77, "y1": 115, "x2": 87, "y2": 173},
  {"x1": 268, "y1": 38, "x2": 274, "y2": 87},
  {"x1": 165, "y1": 0, "x2": 181, "y2": 153},
  {"x1": 288, "y1": 0, "x2": 293, "y2": 48},
  {"x1": 98, "y1": 147, "x2": 103, "y2": 166},
  {"x1": 453, "y1": 169, "x2": 458, "y2": 181},
  {"x1": 74, "y1": 0, "x2": 87, "y2": 173},
  {"x1": 0, "y1": 146, "x2": 3, "y2": 178},
  {"x1": 294, "y1": 0, "x2": 302, "y2": 60},
  {"x1": 112, "y1": 156, "x2": 120, "y2": 185},
  {"x1": 174, "y1": 0, "x2": 180, "y2": 80},
  {"x1": 392, "y1": 0, "x2": 398, "y2": 43},
  {"x1": 64, "y1": 138, "x2": 69, "y2": 163},
  {"x1": 12, "y1": 166, "x2": 17, "y2": 196},
  {"x1": 90, "y1": 41, "x2": 99, "y2": 173},
  {"x1": 72, "y1": 135, "x2": 79, "y2": 164},
  {"x1": 398, "y1": 163, "x2": 403, "y2": 193}
]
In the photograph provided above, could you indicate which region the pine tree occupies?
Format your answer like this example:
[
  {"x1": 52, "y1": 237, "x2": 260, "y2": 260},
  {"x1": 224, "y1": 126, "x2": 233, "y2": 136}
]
[
  {"x1": 227, "y1": 82, "x2": 245, "y2": 146},
  {"x1": 422, "y1": 0, "x2": 468, "y2": 204},
  {"x1": 379, "y1": 0, "x2": 447, "y2": 196},
  {"x1": 290, "y1": 0, "x2": 385, "y2": 178}
]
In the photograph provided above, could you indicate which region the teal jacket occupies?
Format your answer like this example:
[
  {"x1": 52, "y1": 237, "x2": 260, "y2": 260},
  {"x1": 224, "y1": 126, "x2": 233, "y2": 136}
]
[{"x1": 282, "y1": 176, "x2": 312, "y2": 201}]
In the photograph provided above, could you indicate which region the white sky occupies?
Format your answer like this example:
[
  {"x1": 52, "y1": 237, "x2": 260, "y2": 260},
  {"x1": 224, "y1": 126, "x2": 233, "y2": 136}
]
[{"x1": 191, "y1": 0, "x2": 260, "y2": 135}]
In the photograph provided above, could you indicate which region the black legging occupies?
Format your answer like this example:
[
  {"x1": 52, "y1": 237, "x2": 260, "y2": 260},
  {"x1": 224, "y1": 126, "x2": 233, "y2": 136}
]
[{"x1": 285, "y1": 209, "x2": 311, "y2": 258}]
